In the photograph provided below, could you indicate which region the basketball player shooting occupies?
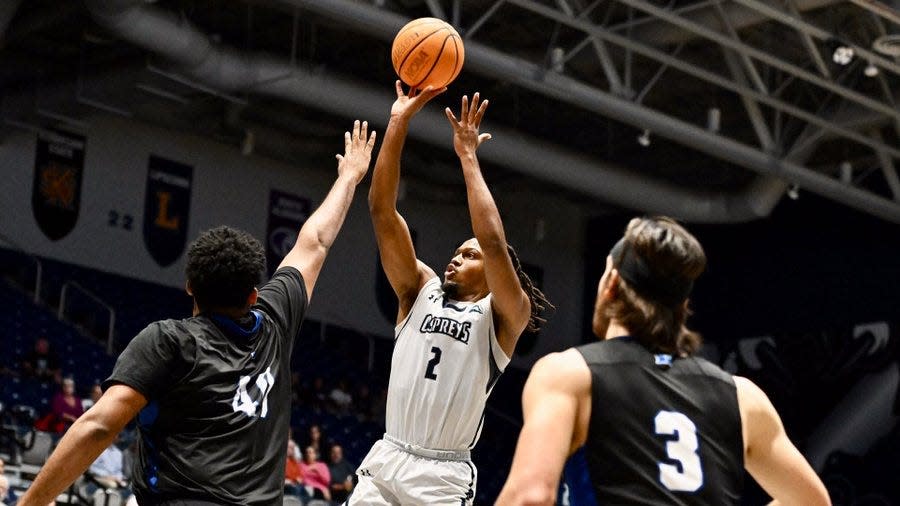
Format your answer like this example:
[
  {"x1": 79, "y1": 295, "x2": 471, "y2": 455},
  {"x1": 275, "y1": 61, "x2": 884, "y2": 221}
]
[
  {"x1": 17, "y1": 120, "x2": 376, "y2": 506},
  {"x1": 353, "y1": 82, "x2": 550, "y2": 505}
]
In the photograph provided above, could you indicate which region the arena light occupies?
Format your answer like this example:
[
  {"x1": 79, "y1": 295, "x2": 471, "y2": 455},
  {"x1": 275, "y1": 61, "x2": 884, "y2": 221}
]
[
  {"x1": 787, "y1": 184, "x2": 800, "y2": 200},
  {"x1": 840, "y1": 161, "x2": 853, "y2": 184},
  {"x1": 550, "y1": 47, "x2": 565, "y2": 73},
  {"x1": 241, "y1": 129, "x2": 255, "y2": 156},
  {"x1": 829, "y1": 39, "x2": 855, "y2": 66},
  {"x1": 637, "y1": 129, "x2": 651, "y2": 147},
  {"x1": 864, "y1": 62, "x2": 879, "y2": 77},
  {"x1": 706, "y1": 107, "x2": 721, "y2": 133}
]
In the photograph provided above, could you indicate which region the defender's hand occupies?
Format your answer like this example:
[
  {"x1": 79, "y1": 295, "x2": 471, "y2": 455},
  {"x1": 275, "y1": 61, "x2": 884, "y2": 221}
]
[{"x1": 336, "y1": 120, "x2": 377, "y2": 184}]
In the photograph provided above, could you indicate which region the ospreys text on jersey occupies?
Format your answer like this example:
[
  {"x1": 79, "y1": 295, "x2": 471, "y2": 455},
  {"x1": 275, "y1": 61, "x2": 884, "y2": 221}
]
[{"x1": 419, "y1": 314, "x2": 472, "y2": 343}]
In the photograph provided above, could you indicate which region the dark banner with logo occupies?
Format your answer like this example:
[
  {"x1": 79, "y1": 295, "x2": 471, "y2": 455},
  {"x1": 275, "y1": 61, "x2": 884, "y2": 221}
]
[
  {"x1": 143, "y1": 155, "x2": 193, "y2": 267},
  {"x1": 31, "y1": 129, "x2": 86, "y2": 241},
  {"x1": 266, "y1": 190, "x2": 310, "y2": 278}
]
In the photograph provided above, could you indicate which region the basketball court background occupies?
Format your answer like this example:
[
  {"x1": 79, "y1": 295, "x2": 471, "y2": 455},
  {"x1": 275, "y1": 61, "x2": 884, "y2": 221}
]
[{"x1": 1, "y1": 0, "x2": 899, "y2": 504}]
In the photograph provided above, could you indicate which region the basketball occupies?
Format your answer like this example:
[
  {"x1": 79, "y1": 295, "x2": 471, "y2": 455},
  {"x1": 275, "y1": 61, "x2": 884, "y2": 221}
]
[{"x1": 391, "y1": 17, "x2": 465, "y2": 90}]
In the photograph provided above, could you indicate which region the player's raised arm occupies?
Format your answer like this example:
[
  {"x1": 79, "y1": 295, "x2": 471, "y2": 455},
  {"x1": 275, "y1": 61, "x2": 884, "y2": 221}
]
[
  {"x1": 445, "y1": 93, "x2": 530, "y2": 355},
  {"x1": 368, "y1": 81, "x2": 444, "y2": 321},
  {"x1": 278, "y1": 120, "x2": 376, "y2": 298},
  {"x1": 736, "y1": 377, "x2": 831, "y2": 506}
]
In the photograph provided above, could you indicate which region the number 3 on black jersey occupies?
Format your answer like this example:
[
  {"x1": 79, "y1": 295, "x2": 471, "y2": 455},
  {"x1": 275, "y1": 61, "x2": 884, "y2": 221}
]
[
  {"x1": 654, "y1": 410, "x2": 704, "y2": 492},
  {"x1": 424, "y1": 346, "x2": 442, "y2": 380}
]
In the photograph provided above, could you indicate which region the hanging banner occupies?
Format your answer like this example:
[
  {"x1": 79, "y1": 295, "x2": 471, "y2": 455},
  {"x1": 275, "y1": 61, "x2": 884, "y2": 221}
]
[
  {"x1": 266, "y1": 189, "x2": 310, "y2": 277},
  {"x1": 31, "y1": 129, "x2": 86, "y2": 241},
  {"x1": 143, "y1": 155, "x2": 193, "y2": 267}
]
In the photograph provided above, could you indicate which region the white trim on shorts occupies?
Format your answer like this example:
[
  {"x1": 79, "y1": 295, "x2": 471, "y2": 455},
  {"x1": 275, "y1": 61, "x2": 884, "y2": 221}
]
[{"x1": 383, "y1": 434, "x2": 471, "y2": 461}]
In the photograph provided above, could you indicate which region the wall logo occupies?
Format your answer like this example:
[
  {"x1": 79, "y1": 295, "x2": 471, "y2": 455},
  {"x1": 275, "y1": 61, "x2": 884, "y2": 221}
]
[
  {"x1": 266, "y1": 190, "x2": 309, "y2": 277},
  {"x1": 31, "y1": 129, "x2": 85, "y2": 241},
  {"x1": 143, "y1": 156, "x2": 193, "y2": 267}
]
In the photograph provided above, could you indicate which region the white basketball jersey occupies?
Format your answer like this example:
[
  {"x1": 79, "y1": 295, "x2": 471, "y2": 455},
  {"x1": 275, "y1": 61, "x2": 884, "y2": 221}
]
[{"x1": 385, "y1": 277, "x2": 510, "y2": 451}]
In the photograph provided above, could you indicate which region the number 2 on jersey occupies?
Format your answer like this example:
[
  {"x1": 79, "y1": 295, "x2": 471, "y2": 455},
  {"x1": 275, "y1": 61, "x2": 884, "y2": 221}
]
[
  {"x1": 424, "y1": 346, "x2": 442, "y2": 380},
  {"x1": 654, "y1": 410, "x2": 703, "y2": 492}
]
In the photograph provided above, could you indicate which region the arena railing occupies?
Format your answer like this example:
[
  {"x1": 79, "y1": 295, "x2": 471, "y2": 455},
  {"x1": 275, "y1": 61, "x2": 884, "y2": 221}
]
[{"x1": 58, "y1": 281, "x2": 117, "y2": 355}]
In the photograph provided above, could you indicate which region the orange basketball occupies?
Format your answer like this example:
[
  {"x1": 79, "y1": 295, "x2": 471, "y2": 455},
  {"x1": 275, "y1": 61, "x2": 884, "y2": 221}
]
[{"x1": 391, "y1": 17, "x2": 465, "y2": 90}]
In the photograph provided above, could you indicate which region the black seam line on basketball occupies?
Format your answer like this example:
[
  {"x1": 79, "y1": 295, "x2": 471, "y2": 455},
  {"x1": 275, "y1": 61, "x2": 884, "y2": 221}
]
[
  {"x1": 398, "y1": 26, "x2": 449, "y2": 81},
  {"x1": 445, "y1": 35, "x2": 462, "y2": 88},
  {"x1": 411, "y1": 32, "x2": 453, "y2": 90},
  {"x1": 392, "y1": 20, "x2": 446, "y2": 66}
]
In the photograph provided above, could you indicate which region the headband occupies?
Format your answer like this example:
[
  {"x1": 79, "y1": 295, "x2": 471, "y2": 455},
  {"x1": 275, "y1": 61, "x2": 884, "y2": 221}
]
[{"x1": 609, "y1": 238, "x2": 693, "y2": 306}]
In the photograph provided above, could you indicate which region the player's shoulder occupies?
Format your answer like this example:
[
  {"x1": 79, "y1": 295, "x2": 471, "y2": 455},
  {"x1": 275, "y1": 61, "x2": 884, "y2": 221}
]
[
  {"x1": 139, "y1": 317, "x2": 210, "y2": 346},
  {"x1": 530, "y1": 349, "x2": 592, "y2": 391},
  {"x1": 267, "y1": 265, "x2": 305, "y2": 284},
  {"x1": 259, "y1": 266, "x2": 307, "y2": 299},
  {"x1": 733, "y1": 375, "x2": 773, "y2": 411}
]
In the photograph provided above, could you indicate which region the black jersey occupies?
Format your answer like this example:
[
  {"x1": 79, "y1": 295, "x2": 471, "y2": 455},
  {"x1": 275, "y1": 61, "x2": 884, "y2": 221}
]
[
  {"x1": 103, "y1": 267, "x2": 307, "y2": 505},
  {"x1": 560, "y1": 337, "x2": 743, "y2": 506}
]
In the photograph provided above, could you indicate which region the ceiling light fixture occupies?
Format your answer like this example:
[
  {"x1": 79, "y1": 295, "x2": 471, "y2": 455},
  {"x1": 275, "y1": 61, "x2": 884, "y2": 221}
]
[
  {"x1": 550, "y1": 47, "x2": 565, "y2": 73},
  {"x1": 637, "y1": 129, "x2": 651, "y2": 147},
  {"x1": 241, "y1": 129, "x2": 255, "y2": 156},
  {"x1": 832, "y1": 44, "x2": 855, "y2": 65},
  {"x1": 707, "y1": 107, "x2": 721, "y2": 133},
  {"x1": 864, "y1": 62, "x2": 879, "y2": 77},
  {"x1": 787, "y1": 184, "x2": 800, "y2": 200},
  {"x1": 840, "y1": 161, "x2": 853, "y2": 184}
]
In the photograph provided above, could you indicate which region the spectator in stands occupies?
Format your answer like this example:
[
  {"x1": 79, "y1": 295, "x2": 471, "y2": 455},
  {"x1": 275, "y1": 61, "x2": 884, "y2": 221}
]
[
  {"x1": 310, "y1": 376, "x2": 328, "y2": 413},
  {"x1": 41, "y1": 378, "x2": 83, "y2": 434},
  {"x1": 0, "y1": 474, "x2": 10, "y2": 506},
  {"x1": 354, "y1": 383, "x2": 375, "y2": 422},
  {"x1": 290, "y1": 371, "x2": 303, "y2": 407},
  {"x1": 303, "y1": 424, "x2": 327, "y2": 459},
  {"x1": 283, "y1": 438, "x2": 309, "y2": 502},
  {"x1": 328, "y1": 378, "x2": 353, "y2": 415},
  {"x1": 0, "y1": 459, "x2": 16, "y2": 506},
  {"x1": 21, "y1": 337, "x2": 61, "y2": 385},
  {"x1": 81, "y1": 383, "x2": 102, "y2": 412},
  {"x1": 299, "y1": 446, "x2": 331, "y2": 502},
  {"x1": 87, "y1": 436, "x2": 130, "y2": 495},
  {"x1": 327, "y1": 444, "x2": 356, "y2": 504}
]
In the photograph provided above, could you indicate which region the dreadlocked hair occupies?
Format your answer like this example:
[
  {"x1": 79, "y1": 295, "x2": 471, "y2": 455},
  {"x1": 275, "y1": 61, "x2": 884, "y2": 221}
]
[{"x1": 507, "y1": 244, "x2": 554, "y2": 333}]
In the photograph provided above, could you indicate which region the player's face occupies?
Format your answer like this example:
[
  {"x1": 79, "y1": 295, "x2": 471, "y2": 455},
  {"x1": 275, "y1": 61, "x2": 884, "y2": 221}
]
[{"x1": 442, "y1": 238, "x2": 488, "y2": 299}]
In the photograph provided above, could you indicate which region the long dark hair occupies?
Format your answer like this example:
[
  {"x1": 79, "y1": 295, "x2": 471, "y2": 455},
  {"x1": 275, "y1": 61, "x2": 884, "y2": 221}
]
[
  {"x1": 603, "y1": 217, "x2": 706, "y2": 356},
  {"x1": 507, "y1": 244, "x2": 554, "y2": 333}
]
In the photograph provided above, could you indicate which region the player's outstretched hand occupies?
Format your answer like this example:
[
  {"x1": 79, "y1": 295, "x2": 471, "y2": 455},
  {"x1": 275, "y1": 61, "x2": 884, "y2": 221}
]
[
  {"x1": 336, "y1": 120, "x2": 377, "y2": 184},
  {"x1": 445, "y1": 92, "x2": 491, "y2": 158},
  {"x1": 390, "y1": 80, "x2": 447, "y2": 121}
]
